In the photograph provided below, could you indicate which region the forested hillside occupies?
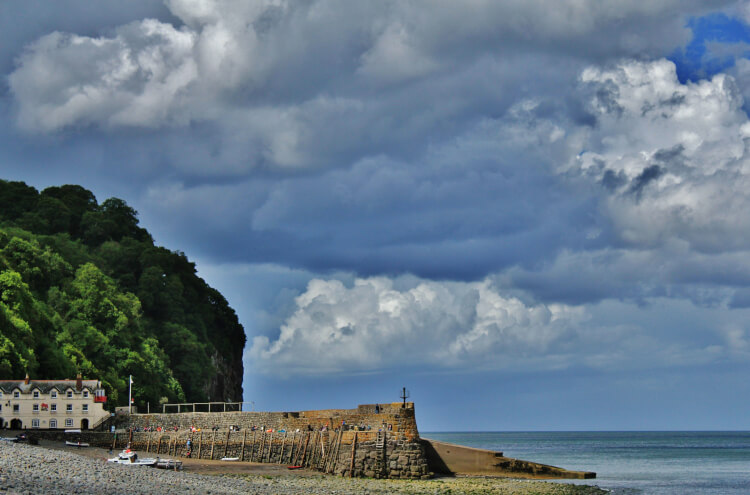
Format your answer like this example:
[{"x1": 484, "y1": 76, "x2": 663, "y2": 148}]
[{"x1": 0, "y1": 179, "x2": 245, "y2": 408}]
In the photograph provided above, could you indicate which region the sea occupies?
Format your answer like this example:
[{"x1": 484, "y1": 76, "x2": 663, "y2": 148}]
[{"x1": 421, "y1": 431, "x2": 750, "y2": 494}]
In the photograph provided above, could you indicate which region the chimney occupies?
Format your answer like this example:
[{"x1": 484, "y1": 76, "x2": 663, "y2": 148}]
[
  {"x1": 24, "y1": 373, "x2": 30, "y2": 385},
  {"x1": 76, "y1": 373, "x2": 83, "y2": 391}
]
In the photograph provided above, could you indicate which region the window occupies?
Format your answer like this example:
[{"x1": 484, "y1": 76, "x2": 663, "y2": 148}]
[
  {"x1": 33, "y1": 390, "x2": 39, "y2": 399},
  {"x1": 32, "y1": 419, "x2": 39, "y2": 428},
  {"x1": 82, "y1": 404, "x2": 88, "y2": 413},
  {"x1": 13, "y1": 391, "x2": 20, "y2": 398},
  {"x1": 50, "y1": 419, "x2": 57, "y2": 428},
  {"x1": 13, "y1": 405, "x2": 19, "y2": 413},
  {"x1": 51, "y1": 391, "x2": 57, "y2": 399},
  {"x1": 65, "y1": 418, "x2": 74, "y2": 427},
  {"x1": 32, "y1": 404, "x2": 39, "y2": 412},
  {"x1": 66, "y1": 404, "x2": 73, "y2": 412},
  {"x1": 51, "y1": 404, "x2": 57, "y2": 412},
  {"x1": 66, "y1": 390, "x2": 73, "y2": 399},
  {"x1": 0, "y1": 391, "x2": 3, "y2": 398},
  {"x1": 82, "y1": 390, "x2": 89, "y2": 398}
]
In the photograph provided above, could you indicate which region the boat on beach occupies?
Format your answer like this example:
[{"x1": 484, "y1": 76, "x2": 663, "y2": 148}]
[
  {"x1": 106, "y1": 448, "x2": 183, "y2": 469},
  {"x1": 155, "y1": 458, "x2": 183, "y2": 470},
  {"x1": 65, "y1": 440, "x2": 90, "y2": 447},
  {"x1": 107, "y1": 449, "x2": 158, "y2": 466}
]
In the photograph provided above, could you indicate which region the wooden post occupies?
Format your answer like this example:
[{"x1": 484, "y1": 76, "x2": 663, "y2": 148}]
[
  {"x1": 333, "y1": 430, "x2": 343, "y2": 473},
  {"x1": 251, "y1": 431, "x2": 257, "y2": 461},
  {"x1": 259, "y1": 432, "x2": 266, "y2": 463},
  {"x1": 291, "y1": 433, "x2": 300, "y2": 465},
  {"x1": 240, "y1": 430, "x2": 247, "y2": 461},
  {"x1": 311, "y1": 431, "x2": 319, "y2": 468},
  {"x1": 330, "y1": 430, "x2": 343, "y2": 474},
  {"x1": 265, "y1": 432, "x2": 273, "y2": 462},
  {"x1": 299, "y1": 433, "x2": 310, "y2": 467},
  {"x1": 323, "y1": 432, "x2": 332, "y2": 472},
  {"x1": 326, "y1": 431, "x2": 334, "y2": 469},
  {"x1": 296, "y1": 433, "x2": 306, "y2": 466},
  {"x1": 349, "y1": 432, "x2": 357, "y2": 477},
  {"x1": 157, "y1": 436, "x2": 162, "y2": 455},
  {"x1": 278, "y1": 432, "x2": 286, "y2": 464},
  {"x1": 224, "y1": 429, "x2": 231, "y2": 458},
  {"x1": 306, "y1": 432, "x2": 314, "y2": 468},
  {"x1": 313, "y1": 432, "x2": 321, "y2": 468},
  {"x1": 210, "y1": 430, "x2": 217, "y2": 460},
  {"x1": 197, "y1": 431, "x2": 203, "y2": 459},
  {"x1": 325, "y1": 431, "x2": 337, "y2": 473},
  {"x1": 146, "y1": 433, "x2": 151, "y2": 453},
  {"x1": 318, "y1": 433, "x2": 326, "y2": 469}
]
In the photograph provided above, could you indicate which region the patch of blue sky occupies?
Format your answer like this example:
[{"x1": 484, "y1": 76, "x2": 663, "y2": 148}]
[{"x1": 670, "y1": 13, "x2": 750, "y2": 82}]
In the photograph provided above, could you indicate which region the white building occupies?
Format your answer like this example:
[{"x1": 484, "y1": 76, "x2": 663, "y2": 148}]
[{"x1": 0, "y1": 374, "x2": 109, "y2": 430}]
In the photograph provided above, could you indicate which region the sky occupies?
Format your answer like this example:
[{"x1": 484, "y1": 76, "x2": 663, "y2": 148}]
[{"x1": 3, "y1": 1, "x2": 750, "y2": 431}]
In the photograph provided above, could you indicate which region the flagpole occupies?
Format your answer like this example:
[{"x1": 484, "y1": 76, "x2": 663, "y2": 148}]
[{"x1": 129, "y1": 375, "x2": 132, "y2": 414}]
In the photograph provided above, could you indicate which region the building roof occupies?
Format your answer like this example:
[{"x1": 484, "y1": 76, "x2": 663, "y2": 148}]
[{"x1": 0, "y1": 379, "x2": 102, "y2": 394}]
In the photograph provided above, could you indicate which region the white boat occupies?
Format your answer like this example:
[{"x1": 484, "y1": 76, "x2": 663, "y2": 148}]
[
  {"x1": 220, "y1": 457, "x2": 239, "y2": 461},
  {"x1": 65, "y1": 440, "x2": 90, "y2": 447},
  {"x1": 107, "y1": 449, "x2": 158, "y2": 466},
  {"x1": 155, "y1": 458, "x2": 183, "y2": 470}
]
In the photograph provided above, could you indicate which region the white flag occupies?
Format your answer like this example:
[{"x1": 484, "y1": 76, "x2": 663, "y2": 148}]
[{"x1": 129, "y1": 375, "x2": 133, "y2": 385}]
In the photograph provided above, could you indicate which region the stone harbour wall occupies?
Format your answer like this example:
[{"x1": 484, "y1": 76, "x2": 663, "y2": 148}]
[
  {"x1": 33, "y1": 403, "x2": 430, "y2": 479},
  {"x1": 120, "y1": 403, "x2": 429, "y2": 479},
  {"x1": 122, "y1": 428, "x2": 430, "y2": 479},
  {"x1": 125, "y1": 402, "x2": 419, "y2": 441}
]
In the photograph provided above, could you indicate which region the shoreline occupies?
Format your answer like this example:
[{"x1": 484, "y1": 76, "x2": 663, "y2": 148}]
[{"x1": 0, "y1": 438, "x2": 607, "y2": 494}]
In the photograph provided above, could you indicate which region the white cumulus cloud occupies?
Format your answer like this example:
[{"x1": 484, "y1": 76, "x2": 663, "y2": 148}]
[
  {"x1": 572, "y1": 58, "x2": 750, "y2": 252},
  {"x1": 250, "y1": 276, "x2": 594, "y2": 375},
  {"x1": 9, "y1": 20, "x2": 198, "y2": 131}
]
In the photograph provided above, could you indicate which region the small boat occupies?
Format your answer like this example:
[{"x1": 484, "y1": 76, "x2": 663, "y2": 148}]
[
  {"x1": 65, "y1": 440, "x2": 90, "y2": 448},
  {"x1": 64, "y1": 429, "x2": 82, "y2": 434},
  {"x1": 155, "y1": 459, "x2": 183, "y2": 470},
  {"x1": 287, "y1": 465, "x2": 303, "y2": 470},
  {"x1": 220, "y1": 457, "x2": 239, "y2": 461},
  {"x1": 107, "y1": 449, "x2": 157, "y2": 466}
]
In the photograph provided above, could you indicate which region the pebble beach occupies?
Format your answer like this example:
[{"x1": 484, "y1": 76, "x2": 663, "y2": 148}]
[{"x1": 0, "y1": 440, "x2": 607, "y2": 495}]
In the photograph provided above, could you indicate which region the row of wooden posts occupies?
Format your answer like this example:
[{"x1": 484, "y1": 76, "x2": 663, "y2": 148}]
[{"x1": 125, "y1": 429, "x2": 370, "y2": 476}]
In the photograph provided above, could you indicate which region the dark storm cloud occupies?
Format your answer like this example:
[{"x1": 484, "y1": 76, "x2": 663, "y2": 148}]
[
  {"x1": 629, "y1": 165, "x2": 663, "y2": 196},
  {"x1": 5, "y1": 1, "x2": 750, "y2": 383}
]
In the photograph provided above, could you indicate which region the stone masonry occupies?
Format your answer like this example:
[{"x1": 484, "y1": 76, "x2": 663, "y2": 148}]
[{"x1": 50, "y1": 403, "x2": 431, "y2": 479}]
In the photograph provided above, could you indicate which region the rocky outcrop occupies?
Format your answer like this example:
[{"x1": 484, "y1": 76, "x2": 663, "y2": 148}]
[{"x1": 207, "y1": 350, "x2": 243, "y2": 402}]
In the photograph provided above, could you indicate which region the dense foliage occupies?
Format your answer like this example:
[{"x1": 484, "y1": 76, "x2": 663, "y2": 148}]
[{"x1": 0, "y1": 180, "x2": 245, "y2": 409}]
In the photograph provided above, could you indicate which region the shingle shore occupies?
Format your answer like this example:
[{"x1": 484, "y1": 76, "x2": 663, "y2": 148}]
[{"x1": 0, "y1": 441, "x2": 606, "y2": 494}]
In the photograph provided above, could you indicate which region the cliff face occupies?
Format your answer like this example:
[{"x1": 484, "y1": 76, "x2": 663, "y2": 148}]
[
  {"x1": 0, "y1": 179, "x2": 245, "y2": 406},
  {"x1": 207, "y1": 349, "x2": 244, "y2": 402}
]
